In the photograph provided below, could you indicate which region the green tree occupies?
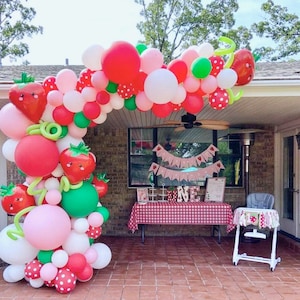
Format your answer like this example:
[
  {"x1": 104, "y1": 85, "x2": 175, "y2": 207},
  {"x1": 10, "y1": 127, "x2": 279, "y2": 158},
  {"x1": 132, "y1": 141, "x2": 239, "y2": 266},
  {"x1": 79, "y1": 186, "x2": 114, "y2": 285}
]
[
  {"x1": 0, "y1": 0, "x2": 43, "y2": 65},
  {"x1": 135, "y1": 0, "x2": 299, "y2": 62}
]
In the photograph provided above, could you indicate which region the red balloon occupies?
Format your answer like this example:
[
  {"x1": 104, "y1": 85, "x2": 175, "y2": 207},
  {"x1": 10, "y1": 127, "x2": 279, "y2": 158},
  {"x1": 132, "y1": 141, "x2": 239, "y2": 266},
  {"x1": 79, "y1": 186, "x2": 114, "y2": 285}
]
[
  {"x1": 79, "y1": 69, "x2": 95, "y2": 87},
  {"x1": 15, "y1": 135, "x2": 60, "y2": 177},
  {"x1": 83, "y1": 101, "x2": 101, "y2": 119},
  {"x1": 76, "y1": 263, "x2": 93, "y2": 282},
  {"x1": 43, "y1": 76, "x2": 58, "y2": 94},
  {"x1": 101, "y1": 41, "x2": 140, "y2": 84},
  {"x1": 117, "y1": 83, "x2": 136, "y2": 99},
  {"x1": 67, "y1": 253, "x2": 87, "y2": 274},
  {"x1": 132, "y1": 71, "x2": 147, "y2": 92},
  {"x1": 96, "y1": 90, "x2": 110, "y2": 105},
  {"x1": 168, "y1": 59, "x2": 188, "y2": 83},
  {"x1": 53, "y1": 105, "x2": 74, "y2": 125},
  {"x1": 208, "y1": 88, "x2": 229, "y2": 110},
  {"x1": 54, "y1": 268, "x2": 77, "y2": 294},
  {"x1": 152, "y1": 102, "x2": 173, "y2": 118},
  {"x1": 182, "y1": 93, "x2": 204, "y2": 114},
  {"x1": 209, "y1": 56, "x2": 225, "y2": 76}
]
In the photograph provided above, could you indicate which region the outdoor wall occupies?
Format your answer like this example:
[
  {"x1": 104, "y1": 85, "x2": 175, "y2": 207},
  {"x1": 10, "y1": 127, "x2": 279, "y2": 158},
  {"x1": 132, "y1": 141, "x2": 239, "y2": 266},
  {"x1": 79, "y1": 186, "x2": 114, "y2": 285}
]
[{"x1": 83, "y1": 127, "x2": 274, "y2": 238}]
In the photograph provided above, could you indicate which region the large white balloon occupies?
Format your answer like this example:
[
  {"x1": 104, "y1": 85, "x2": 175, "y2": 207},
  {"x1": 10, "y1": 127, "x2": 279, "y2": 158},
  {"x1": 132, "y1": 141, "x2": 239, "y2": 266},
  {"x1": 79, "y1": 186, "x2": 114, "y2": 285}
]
[
  {"x1": 144, "y1": 69, "x2": 178, "y2": 104},
  {"x1": 3, "y1": 264, "x2": 25, "y2": 282},
  {"x1": 62, "y1": 230, "x2": 90, "y2": 255},
  {"x1": 217, "y1": 69, "x2": 238, "y2": 89},
  {"x1": 82, "y1": 44, "x2": 105, "y2": 71},
  {"x1": 90, "y1": 243, "x2": 112, "y2": 269},
  {"x1": 0, "y1": 224, "x2": 39, "y2": 265}
]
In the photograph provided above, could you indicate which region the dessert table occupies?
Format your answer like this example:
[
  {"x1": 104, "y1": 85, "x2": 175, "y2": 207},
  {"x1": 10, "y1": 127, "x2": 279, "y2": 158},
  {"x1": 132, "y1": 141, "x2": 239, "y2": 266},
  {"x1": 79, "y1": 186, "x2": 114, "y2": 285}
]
[
  {"x1": 232, "y1": 207, "x2": 281, "y2": 271},
  {"x1": 128, "y1": 201, "x2": 234, "y2": 243}
]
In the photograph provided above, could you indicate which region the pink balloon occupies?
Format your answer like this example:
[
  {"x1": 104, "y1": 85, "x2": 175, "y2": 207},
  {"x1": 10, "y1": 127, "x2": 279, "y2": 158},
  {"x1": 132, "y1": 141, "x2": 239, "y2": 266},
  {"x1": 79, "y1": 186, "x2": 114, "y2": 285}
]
[
  {"x1": 135, "y1": 92, "x2": 153, "y2": 111},
  {"x1": 183, "y1": 76, "x2": 201, "y2": 93},
  {"x1": 47, "y1": 90, "x2": 63, "y2": 107},
  {"x1": 84, "y1": 247, "x2": 98, "y2": 264},
  {"x1": 140, "y1": 48, "x2": 164, "y2": 74},
  {"x1": 23, "y1": 205, "x2": 71, "y2": 250},
  {"x1": 180, "y1": 48, "x2": 199, "y2": 68},
  {"x1": 0, "y1": 103, "x2": 33, "y2": 139},
  {"x1": 45, "y1": 189, "x2": 62, "y2": 205},
  {"x1": 56, "y1": 69, "x2": 78, "y2": 93},
  {"x1": 88, "y1": 212, "x2": 104, "y2": 227},
  {"x1": 40, "y1": 263, "x2": 58, "y2": 281},
  {"x1": 68, "y1": 122, "x2": 88, "y2": 138},
  {"x1": 201, "y1": 75, "x2": 218, "y2": 94},
  {"x1": 91, "y1": 71, "x2": 109, "y2": 91}
]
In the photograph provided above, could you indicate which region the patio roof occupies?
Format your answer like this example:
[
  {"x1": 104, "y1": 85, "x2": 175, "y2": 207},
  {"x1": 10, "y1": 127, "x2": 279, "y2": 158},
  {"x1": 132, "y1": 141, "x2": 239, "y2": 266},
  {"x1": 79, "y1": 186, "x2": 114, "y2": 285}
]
[{"x1": 0, "y1": 61, "x2": 300, "y2": 130}]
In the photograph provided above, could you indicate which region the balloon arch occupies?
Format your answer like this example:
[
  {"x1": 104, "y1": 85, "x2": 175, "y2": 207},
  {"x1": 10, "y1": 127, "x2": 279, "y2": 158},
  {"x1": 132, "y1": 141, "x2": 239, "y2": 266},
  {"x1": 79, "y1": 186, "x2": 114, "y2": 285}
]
[{"x1": 0, "y1": 37, "x2": 255, "y2": 293}]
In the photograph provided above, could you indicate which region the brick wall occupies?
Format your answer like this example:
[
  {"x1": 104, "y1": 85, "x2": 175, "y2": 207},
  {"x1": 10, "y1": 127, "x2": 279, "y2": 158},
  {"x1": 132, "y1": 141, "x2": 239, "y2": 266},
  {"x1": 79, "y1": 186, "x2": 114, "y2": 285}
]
[{"x1": 5, "y1": 127, "x2": 274, "y2": 238}]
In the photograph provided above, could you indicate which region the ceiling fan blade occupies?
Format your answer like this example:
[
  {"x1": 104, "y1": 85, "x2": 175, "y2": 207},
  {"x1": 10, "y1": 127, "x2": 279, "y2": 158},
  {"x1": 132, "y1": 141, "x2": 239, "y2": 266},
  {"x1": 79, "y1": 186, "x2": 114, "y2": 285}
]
[
  {"x1": 201, "y1": 124, "x2": 230, "y2": 130},
  {"x1": 164, "y1": 120, "x2": 183, "y2": 125},
  {"x1": 174, "y1": 126, "x2": 186, "y2": 132},
  {"x1": 229, "y1": 128, "x2": 267, "y2": 134},
  {"x1": 197, "y1": 119, "x2": 230, "y2": 127}
]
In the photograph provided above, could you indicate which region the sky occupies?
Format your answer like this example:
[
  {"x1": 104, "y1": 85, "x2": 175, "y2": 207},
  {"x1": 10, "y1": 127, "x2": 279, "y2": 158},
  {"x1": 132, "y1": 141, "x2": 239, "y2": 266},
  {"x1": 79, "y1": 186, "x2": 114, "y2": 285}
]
[{"x1": 2, "y1": 0, "x2": 299, "y2": 66}]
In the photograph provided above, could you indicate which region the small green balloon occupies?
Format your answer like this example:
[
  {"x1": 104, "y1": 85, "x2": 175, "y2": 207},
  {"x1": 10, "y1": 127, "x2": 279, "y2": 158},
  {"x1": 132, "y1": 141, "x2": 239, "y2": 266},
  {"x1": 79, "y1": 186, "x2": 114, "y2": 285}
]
[
  {"x1": 61, "y1": 182, "x2": 99, "y2": 218},
  {"x1": 124, "y1": 96, "x2": 137, "y2": 111},
  {"x1": 37, "y1": 250, "x2": 53, "y2": 264},
  {"x1": 136, "y1": 43, "x2": 147, "y2": 54},
  {"x1": 95, "y1": 206, "x2": 110, "y2": 222},
  {"x1": 59, "y1": 125, "x2": 68, "y2": 138},
  {"x1": 74, "y1": 112, "x2": 91, "y2": 128},
  {"x1": 106, "y1": 81, "x2": 118, "y2": 93},
  {"x1": 191, "y1": 57, "x2": 212, "y2": 79}
]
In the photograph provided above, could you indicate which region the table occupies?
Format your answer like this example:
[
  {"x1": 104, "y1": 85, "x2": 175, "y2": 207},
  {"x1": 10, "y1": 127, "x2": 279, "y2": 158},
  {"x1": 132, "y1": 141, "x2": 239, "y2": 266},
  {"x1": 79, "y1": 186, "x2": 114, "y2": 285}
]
[
  {"x1": 232, "y1": 207, "x2": 281, "y2": 271},
  {"x1": 128, "y1": 201, "x2": 234, "y2": 243}
]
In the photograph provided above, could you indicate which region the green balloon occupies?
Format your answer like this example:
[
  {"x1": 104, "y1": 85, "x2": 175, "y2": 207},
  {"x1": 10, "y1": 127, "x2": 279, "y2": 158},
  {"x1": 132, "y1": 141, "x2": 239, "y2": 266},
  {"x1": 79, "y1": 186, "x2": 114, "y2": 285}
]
[
  {"x1": 191, "y1": 57, "x2": 212, "y2": 79},
  {"x1": 124, "y1": 96, "x2": 137, "y2": 111},
  {"x1": 95, "y1": 206, "x2": 110, "y2": 222},
  {"x1": 59, "y1": 125, "x2": 68, "y2": 138},
  {"x1": 136, "y1": 43, "x2": 147, "y2": 54},
  {"x1": 74, "y1": 112, "x2": 91, "y2": 128},
  {"x1": 61, "y1": 182, "x2": 99, "y2": 218},
  {"x1": 37, "y1": 250, "x2": 53, "y2": 264},
  {"x1": 106, "y1": 81, "x2": 118, "y2": 93}
]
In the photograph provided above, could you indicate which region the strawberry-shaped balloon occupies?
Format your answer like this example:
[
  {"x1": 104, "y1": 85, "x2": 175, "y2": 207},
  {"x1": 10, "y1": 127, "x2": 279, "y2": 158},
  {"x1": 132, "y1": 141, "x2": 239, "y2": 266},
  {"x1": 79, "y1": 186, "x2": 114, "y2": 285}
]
[
  {"x1": 0, "y1": 183, "x2": 35, "y2": 215},
  {"x1": 92, "y1": 173, "x2": 110, "y2": 198},
  {"x1": 230, "y1": 49, "x2": 255, "y2": 86},
  {"x1": 9, "y1": 73, "x2": 47, "y2": 122},
  {"x1": 60, "y1": 142, "x2": 96, "y2": 184}
]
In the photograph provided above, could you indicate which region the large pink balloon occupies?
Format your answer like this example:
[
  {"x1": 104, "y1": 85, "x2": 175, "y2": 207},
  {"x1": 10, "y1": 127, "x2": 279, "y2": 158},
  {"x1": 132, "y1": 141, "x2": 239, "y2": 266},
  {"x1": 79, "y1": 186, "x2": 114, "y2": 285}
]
[
  {"x1": 0, "y1": 103, "x2": 33, "y2": 139},
  {"x1": 101, "y1": 41, "x2": 140, "y2": 84},
  {"x1": 140, "y1": 48, "x2": 164, "y2": 74},
  {"x1": 56, "y1": 69, "x2": 78, "y2": 93},
  {"x1": 23, "y1": 205, "x2": 71, "y2": 250}
]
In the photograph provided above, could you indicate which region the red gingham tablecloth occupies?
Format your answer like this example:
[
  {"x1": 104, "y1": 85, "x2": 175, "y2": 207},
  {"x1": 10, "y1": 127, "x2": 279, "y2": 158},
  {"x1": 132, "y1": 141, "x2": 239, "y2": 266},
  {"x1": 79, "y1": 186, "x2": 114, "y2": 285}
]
[{"x1": 128, "y1": 202, "x2": 234, "y2": 233}]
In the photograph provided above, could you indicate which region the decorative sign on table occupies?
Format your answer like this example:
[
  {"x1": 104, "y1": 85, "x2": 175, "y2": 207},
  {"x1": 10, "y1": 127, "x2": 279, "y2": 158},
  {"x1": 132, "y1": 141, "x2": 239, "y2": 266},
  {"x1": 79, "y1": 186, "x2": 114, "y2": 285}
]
[
  {"x1": 136, "y1": 188, "x2": 149, "y2": 203},
  {"x1": 204, "y1": 177, "x2": 226, "y2": 202}
]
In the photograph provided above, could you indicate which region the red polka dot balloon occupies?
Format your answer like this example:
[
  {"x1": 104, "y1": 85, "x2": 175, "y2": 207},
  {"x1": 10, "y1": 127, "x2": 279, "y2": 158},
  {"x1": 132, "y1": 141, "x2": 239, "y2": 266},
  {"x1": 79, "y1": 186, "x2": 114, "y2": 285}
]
[
  {"x1": 25, "y1": 259, "x2": 42, "y2": 279},
  {"x1": 54, "y1": 268, "x2": 77, "y2": 294},
  {"x1": 86, "y1": 225, "x2": 102, "y2": 239},
  {"x1": 209, "y1": 56, "x2": 225, "y2": 77},
  {"x1": 208, "y1": 88, "x2": 229, "y2": 110},
  {"x1": 43, "y1": 76, "x2": 58, "y2": 94},
  {"x1": 117, "y1": 83, "x2": 136, "y2": 99}
]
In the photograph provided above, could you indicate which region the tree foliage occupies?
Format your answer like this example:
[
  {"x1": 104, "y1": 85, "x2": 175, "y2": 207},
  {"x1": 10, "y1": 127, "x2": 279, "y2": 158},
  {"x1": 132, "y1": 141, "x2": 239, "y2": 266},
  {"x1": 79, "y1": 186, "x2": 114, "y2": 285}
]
[
  {"x1": 135, "y1": 0, "x2": 299, "y2": 62},
  {"x1": 0, "y1": 0, "x2": 43, "y2": 65}
]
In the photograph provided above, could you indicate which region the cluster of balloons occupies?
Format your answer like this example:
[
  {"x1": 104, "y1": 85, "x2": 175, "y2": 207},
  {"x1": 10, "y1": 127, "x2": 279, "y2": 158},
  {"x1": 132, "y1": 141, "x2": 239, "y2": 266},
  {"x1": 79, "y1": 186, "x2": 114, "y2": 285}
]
[{"x1": 0, "y1": 37, "x2": 255, "y2": 294}]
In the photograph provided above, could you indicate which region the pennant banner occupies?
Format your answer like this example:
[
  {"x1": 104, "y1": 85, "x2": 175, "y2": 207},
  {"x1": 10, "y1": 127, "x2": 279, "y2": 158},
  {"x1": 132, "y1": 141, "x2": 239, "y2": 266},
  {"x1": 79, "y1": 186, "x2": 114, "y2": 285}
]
[{"x1": 153, "y1": 144, "x2": 219, "y2": 168}]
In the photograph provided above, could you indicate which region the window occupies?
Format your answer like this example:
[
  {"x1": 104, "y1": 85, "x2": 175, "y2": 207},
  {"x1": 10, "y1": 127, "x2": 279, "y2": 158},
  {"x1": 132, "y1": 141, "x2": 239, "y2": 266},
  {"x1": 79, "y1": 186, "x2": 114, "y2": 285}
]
[{"x1": 128, "y1": 128, "x2": 243, "y2": 188}]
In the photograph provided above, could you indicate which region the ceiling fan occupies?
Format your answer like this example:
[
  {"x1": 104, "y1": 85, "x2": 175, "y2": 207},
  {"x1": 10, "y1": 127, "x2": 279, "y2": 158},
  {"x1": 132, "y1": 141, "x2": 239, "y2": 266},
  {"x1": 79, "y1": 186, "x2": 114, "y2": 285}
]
[{"x1": 155, "y1": 113, "x2": 230, "y2": 131}]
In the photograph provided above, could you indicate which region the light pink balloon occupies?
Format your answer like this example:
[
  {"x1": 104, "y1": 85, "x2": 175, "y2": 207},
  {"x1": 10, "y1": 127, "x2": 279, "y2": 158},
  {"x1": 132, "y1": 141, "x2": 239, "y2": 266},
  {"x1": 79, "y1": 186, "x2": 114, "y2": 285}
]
[
  {"x1": 91, "y1": 71, "x2": 109, "y2": 91},
  {"x1": 110, "y1": 93, "x2": 124, "y2": 110},
  {"x1": 47, "y1": 90, "x2": 63, "y2": 107},
  {"x1": 82, "y1": 44, "x2": 105, "y2": 71},
  {"x1": 183, "y1": 76, "x2": 201, "y2": 93},
  {"x1": 171, "y1": 85, "x2": 187, "y2": 104},
  {"x1": 201, "y1": 75, "x2": 218, "y2": 94},
  {"x1": 40, "y1": 263, "x2": 58, "y2": 281},
  {"x1": 23, "y1": 204, "x2": 71, "y2": 250},
  {"x1": 88, "y1": 212, "x2": 104, "y2": 227},
  {"x1": 56, "y1": 69, "x2": 78, "y2": 93},
  {"x1": 45, "y1": 189, "x2": 62, "y2": 205},
  {"x1": 84, "y1": 247, "x2": 98, "y2": 264},
  {"x1": 180, "y1": 48, "x2": 199, "y2": 68},
  {"x1": 0, "y1": 103, "x2": 33, "y2": 139},
  {"x1": 140, "y1": 48, "x2": 164, "y2": 74},
  {"x1": 135, "y1": 92, "x2": 153, "y2": 111},
  {"x1": 63, "y1": 90, "x2": 85, "y2": 112},
  {"x1": 81, "y1": 87, "x2": 97, "y2": 102},
  {"x1": 100, "y1": 102, "x2": 113, "y2": 114},
  {"x1": 93, "y1": 112, "x2": 107, "y2": 124}
]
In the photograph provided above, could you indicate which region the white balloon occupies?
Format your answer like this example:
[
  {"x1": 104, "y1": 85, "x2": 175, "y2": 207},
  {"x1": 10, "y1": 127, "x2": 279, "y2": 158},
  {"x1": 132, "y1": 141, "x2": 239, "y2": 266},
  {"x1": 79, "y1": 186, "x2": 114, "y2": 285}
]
[
  {"x1": 93, "y1": 112, "x2": 107, "y2": 124},
  {"x1": 101, "y1": 102, "x2": 113, "y2": 114},
  {"x1": 30, "y1": 277, "x2": 44, "y2": 288},
  {"x1": 0, "y1": 224, "x2": 39, "y2": 265},
  {"x1": 3, "y1": 264, "x2": 25, "y2": 282},
  {"x1": 82, "y1": 44, "x2": 105, "y2": 70},
  {"x1": 217, "y1": 69, "x2": 238, "y2": 89},
  {"x1": 51, "y1": 163, "x2": 64, "y2": 177},
  {"x1": 90, "y1": 243, "x2": 112, "y2": 269},
  {"x1": 51, "y1": 249, "x2": 68, "y2": 268},
  {"x1": 68, "y1": 122, "x2": 87, "y2": 138},
  {"x1": 171, "y1": 85, "x2": 187, "y2": 104},
  {"x1": 73, "y1": 218, "x2": 89, "y2": 233},
  {"x1": 56, "y1": 135, "x2": 83, "y2": 153},
  {"x1": 44, "y1": 177, "x2": 60, "y2": 190},
  {"x1": 41, "y1": 104, "x2": 55, "y2": 122},
  {"x1": 110, "y1": 93, "x2": 124, "y2": 110},
  {"x1": 62, "y1": 230, "x2": 90, "y2": 255},
  {"x1": 144, "y1": 69, "x2": 178, "y2": 104},
  {"x1": 2, "y1": 139, "x2": 19, "y2": 162},
  {"x1": 198, "y1": 42, "x2": 214, "y2": 58}
]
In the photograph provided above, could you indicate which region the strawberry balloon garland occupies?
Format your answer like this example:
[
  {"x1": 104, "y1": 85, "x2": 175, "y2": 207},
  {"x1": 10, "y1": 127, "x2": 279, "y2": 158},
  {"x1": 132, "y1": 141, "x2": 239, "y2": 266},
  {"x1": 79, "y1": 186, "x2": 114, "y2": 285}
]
[{"x1": 0, "y1": 36, "x2": 255, "y2": 294}]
